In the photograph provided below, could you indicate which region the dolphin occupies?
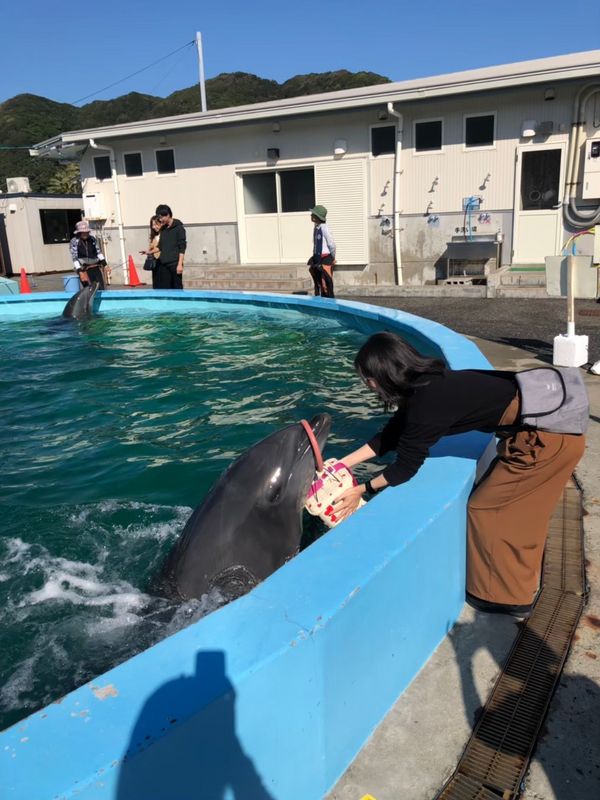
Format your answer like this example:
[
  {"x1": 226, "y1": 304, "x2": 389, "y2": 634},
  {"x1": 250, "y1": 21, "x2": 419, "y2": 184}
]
[
  {"x1": 158, "y1": 413, "x2": 331, "y2": 602},
  {"x1": 62, "y1": 283, "x2": 99, "y2": 320}
]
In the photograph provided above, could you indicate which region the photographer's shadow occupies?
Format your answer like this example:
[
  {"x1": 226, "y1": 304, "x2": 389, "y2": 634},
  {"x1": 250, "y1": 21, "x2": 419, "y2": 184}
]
[{"x1": 116, "y1": 650, "x2": 274, "y2": 800}]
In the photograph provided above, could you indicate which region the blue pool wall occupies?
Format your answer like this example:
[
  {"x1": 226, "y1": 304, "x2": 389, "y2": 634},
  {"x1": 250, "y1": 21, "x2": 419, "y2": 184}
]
[{"x1": 0, "y1": 291, "x2": 493, "y2": 800}]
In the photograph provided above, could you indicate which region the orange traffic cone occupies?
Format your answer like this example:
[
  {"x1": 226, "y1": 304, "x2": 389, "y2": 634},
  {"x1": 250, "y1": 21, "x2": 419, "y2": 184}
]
[
  {"x1": 127, "y1": 255, "x2": 144, "y2": 288},
  {"x1": 19, "y1": 268, "x2": 32, "y2": 294}
]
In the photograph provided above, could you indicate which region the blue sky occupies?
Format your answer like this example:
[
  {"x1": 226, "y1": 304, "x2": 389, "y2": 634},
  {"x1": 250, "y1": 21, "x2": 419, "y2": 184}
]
[{"x1": 3, "y1": 0, "x2": 599, "y2": 105}]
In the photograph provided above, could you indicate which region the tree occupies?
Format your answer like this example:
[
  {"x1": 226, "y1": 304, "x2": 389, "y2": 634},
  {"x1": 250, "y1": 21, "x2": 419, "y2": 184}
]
[{"x1": 47, "y1": 163, "x2": 81, "y2": 194}]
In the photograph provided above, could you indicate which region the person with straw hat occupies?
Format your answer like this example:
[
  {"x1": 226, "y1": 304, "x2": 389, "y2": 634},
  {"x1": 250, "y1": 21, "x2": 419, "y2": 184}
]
[{"x1": 70, "y1": 220, "x2": 108, "y2": 289}]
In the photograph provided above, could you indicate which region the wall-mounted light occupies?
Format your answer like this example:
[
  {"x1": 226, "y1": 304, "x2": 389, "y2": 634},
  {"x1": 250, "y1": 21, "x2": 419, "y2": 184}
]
[
  {"x1": 333, "y1": 139, "x2": 347, "y2": 156},
  {"x1": 544, "y1": 87, "x2": 555, "y2": 101},
  {"x1": 521, "y1": 120, "x2": 537, "y2": 138},
  {"x1": 271, "y1": 121, "x2": 281, "y2": 133},
  {"x1": 377, "y1": 109, "x2": 388, "y2": 121},
  {"x1": 159, "y1": 136, "x2": 167, "y2": 145},
  {"x1": 267, "y1": 147, "x2": 280, "y2": 160}
]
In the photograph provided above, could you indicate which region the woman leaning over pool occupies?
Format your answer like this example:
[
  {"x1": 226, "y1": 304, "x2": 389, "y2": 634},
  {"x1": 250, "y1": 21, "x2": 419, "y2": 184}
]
[{"x1": 333, "y1": 331, "x2": 585, "y2": 619}]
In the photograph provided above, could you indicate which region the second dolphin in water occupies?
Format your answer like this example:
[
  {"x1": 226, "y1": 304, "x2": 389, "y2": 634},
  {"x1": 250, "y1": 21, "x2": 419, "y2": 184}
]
[{"x1": 62, "y1": 283, "x2": 99, "y2": 320}]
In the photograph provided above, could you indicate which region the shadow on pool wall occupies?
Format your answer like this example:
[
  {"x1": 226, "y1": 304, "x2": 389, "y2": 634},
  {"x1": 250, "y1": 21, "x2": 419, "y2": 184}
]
[{"x1": 0, "y1": 291, "x2": 492, "y2": 800}]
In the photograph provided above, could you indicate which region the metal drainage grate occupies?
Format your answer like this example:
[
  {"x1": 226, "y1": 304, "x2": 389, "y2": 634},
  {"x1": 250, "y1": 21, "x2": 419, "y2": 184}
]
[
  {"x1": 542, "y1": 482, "x2": 586, "y2": 596},
  {"x1": 435, "y1": 774, "x2": 500, "y2": 800},
  {"x1": 436, "y1": 479, "x2": 586, "y2": 800}
]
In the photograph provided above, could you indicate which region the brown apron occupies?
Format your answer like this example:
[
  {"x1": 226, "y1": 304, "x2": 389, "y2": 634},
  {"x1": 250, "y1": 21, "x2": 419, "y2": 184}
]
[{"x1": 467, "y1": 393, "x2": 585, "y2": 606}]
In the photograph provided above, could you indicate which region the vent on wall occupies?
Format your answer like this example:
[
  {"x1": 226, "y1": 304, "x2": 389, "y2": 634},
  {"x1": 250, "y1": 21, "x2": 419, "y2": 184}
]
[{"x1": 6, "y1": 177, "x2": 31, "y2": 194}]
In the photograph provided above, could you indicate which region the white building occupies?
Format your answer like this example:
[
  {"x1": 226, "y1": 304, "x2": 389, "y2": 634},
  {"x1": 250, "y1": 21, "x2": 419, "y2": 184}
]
[
  {"x1": 33, "y1": 50, "x2": 600, "y2": 286},
  {"x1": 0, "y1": 179, "x2": 83, "y2": 277}
]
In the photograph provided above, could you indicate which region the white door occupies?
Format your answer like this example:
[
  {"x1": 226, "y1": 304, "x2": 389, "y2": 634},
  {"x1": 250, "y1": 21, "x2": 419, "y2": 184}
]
[
  {"x1": 238, "y1": 162, "x2": 369, "y2": 265},
  {"x1": 512, "y1": 143, "x2": 566, "y2": 264},
  {"x1": 240, "y1": 169, "x2": 314, "y2": 264}
]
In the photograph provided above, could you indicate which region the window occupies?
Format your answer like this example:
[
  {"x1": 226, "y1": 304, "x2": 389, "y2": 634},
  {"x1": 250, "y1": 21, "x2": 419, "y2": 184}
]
[
  {"x1": 242, "y1": 169, "x2": 316, "y2": 214},
  {"x1": 124, "y1": 152, "x2": 143, "y2": 177},
  {"x1": 465, "y1": 114, "x2": 495, "y2": 148},
  {"x1": 39, "y1": 209, "x2": 84, "y2": 244},
  {"x1": 280, "y1": 169, "x2": 315, "y2": 212},
  {"x1": 93, "y1": 155, "x2": 111, "y2": 180},
  {"x1": 371, "y1": 125, "x2": 396, "y2": 157},
  {"x1": 156, "y1": 149, "x2": 175, "y2": 174},
  {"x1": 414, "y1": 120, "x2": 443, "y2": 152},
  {"x1": 243, "y1": 173, "x2": 277, "y2": 214}
]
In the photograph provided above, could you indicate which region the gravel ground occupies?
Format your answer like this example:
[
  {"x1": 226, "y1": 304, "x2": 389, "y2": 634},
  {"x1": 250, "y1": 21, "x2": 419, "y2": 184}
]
[{"x1": 340, "y1": 296, "x2": 600, "y2": 364}]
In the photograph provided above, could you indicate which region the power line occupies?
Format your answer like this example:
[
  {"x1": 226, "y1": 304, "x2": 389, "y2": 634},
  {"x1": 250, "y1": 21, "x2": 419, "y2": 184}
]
[
  {"x1": 149, "y1": 44, "x2": 195, "y2": 97},
  {"x1": 71, "y1": 40, "x2": 195, "y2": 106}
]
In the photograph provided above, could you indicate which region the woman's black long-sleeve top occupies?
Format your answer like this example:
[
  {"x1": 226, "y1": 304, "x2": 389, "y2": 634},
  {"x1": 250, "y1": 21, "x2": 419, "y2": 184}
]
[{"x1": 368, "y1": 369, "x2": 518, "y2": 486}]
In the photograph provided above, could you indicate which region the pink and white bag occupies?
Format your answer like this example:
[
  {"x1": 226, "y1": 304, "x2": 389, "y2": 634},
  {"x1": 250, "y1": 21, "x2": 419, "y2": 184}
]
[{"x1": 305, "y1": 458, "x2": 366, "y2": 528}]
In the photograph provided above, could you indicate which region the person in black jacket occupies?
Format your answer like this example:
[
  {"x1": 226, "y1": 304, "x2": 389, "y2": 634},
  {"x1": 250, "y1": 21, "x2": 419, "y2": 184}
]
[
  {"x1": 154, "y1": 205, "x2": 186, "y2": 289},
  {"x1": 332, "y1": 331, "x2": 585, "y2": 618}
]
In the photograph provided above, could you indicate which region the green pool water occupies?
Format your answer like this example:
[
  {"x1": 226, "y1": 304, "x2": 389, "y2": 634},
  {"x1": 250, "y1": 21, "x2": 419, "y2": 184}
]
[{"x1": 0, "y1": 307, "x2": 385, "y2": 731}]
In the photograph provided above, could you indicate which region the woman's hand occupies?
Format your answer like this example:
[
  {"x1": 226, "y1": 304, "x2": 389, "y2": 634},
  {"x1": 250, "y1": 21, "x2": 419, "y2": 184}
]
[{"x1": 332, "y1": 484, "x2": 365, "y2": 522}]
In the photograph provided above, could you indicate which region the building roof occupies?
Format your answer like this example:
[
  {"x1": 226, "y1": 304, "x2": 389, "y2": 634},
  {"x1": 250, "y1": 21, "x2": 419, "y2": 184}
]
[
  {"x1": 0, "y1": 193, "x2": 82, "y2": 200},
  {"x1": 32, "y1": 50, "x2": 600, "y2": 157}
]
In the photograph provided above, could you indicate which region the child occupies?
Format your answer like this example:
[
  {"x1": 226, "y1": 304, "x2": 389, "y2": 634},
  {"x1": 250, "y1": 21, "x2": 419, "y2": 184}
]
[{"x1": 307, "y1": 205, "x2": 336, "y2": 298}]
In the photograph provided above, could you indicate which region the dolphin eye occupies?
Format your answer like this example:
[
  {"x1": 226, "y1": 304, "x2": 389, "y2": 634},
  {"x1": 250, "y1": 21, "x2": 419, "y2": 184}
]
[{"x1": 266, "y1": 485, "x2": 281, "y2": 503}]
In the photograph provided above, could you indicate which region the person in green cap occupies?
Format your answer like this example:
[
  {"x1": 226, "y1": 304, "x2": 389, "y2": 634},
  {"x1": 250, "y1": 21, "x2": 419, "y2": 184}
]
[{"x1": 307, "y1": 205, "x2": 336, "y2": 297}]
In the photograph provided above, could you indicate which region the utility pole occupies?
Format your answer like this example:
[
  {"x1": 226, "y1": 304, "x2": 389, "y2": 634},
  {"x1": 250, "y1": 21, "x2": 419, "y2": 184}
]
[{"x1": 195, "y1": 32, "x2": 207, "y2": 113}]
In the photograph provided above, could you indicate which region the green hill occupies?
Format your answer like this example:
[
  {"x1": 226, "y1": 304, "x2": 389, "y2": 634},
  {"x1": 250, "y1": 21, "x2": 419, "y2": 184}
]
[{"x1": 0, "y1": 69, "x2": 390, "y2": 192}]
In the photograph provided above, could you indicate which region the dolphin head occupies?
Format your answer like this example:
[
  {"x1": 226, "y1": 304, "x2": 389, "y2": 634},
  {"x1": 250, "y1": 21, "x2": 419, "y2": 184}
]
[
  {"x1": 249, "y1": 412, "x2": 331, "y2": 514},
  {"x1": 62, "y1": 283, "x2": 99, "y2": 320},
  {"x1": 159, "y1": 413, "x2": 331, "y2": 602}
]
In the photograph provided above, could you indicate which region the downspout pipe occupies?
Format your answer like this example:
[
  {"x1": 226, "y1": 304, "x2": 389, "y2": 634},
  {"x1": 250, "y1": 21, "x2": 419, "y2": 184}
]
[
  {"x1": 563, "y1": 84, "x2": 600, "y2": 229},
  {"x1": 89, "y1": 139, "x2": 128, "y2": 284},
  {"x1": 387, "y1": 102, "x2": 403, "y2": 286}
]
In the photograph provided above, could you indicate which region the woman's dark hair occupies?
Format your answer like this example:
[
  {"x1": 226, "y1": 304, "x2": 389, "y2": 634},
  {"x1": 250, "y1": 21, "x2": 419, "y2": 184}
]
[
  {"x1": 149, "y1": 215, "x2": 161, "y2": 241},
  {"x1": 355, "y1": 331, "x2": 446, "y2": 408}
]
